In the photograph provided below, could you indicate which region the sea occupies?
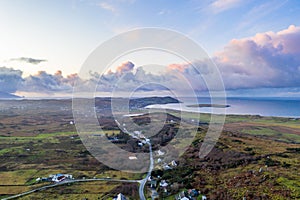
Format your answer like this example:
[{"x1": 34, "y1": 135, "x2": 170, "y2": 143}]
[
  {"x1": 146, "y1": 97, "x2": 300, "y2": 118},
  {"x1": 1, "y1": 96, "x2": 299, "y2": 118}
]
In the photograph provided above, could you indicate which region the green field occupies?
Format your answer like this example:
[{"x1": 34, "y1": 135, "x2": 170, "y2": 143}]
[{"x1": 0, "y1": 99, "x2": 300, "y2": 199}]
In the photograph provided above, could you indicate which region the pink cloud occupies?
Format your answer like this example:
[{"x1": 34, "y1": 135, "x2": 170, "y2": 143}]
[
  {"x1": 214, "y1": 25, "x2": 300, "y2": 89},
  {"x1": 167, "y1": 63, "x2": 188, "y2": 72},
  {"x1": 3, "y1": 26, "x2": 300, "y2": 95},
  {"x1": 116, "y1": 61, "x2": 135, "y2": 75}
]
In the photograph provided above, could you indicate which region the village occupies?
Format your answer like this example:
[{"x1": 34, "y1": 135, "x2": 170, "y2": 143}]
[
  {"x1": 30, "y1": 123, "x2": 208, "y2": 200},
  {"x1": 106, "y1": 124, "x2": 208, "y2": 200}
]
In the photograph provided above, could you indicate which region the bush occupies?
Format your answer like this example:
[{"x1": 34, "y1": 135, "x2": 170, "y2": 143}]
[{"x1": 244, "y1": 147, "x2": 253, "y2": 151}]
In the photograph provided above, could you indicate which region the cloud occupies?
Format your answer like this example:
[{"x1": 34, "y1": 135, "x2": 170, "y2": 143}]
[
  {"x1": 1, "y1": 64, "x2": 182, "y2": 96},
  {"x1": 20, "y1": 70, "x2": 80, "y2": 94},
  {"x1": 93, "y1": 66, "x2": 163, "y2": 93},
  {"x1": 116, "y1": 61, "x2": 135, "y2": 74},
  {"x1": 0, "y1": 67, "x2": 23, "y2": 93},
  {"x1": 118, "y1": 0, "x2": 136, "y2": 3},
  {"x1": 215, "y1": 25, "x2": 300, "y2": 89},
  {"x1": 2, "y1": 26, "x2": 300, "y2": 97},
  {"x1": 167, "y1": 63, "x2": 188, "y2": 72},
  {"x1": 78, "y1": 61, "x2": 184, "y2": 94},
  {"x1": 10, "y1": 57, "x2": 47, "y2": 65},
  {"x1": 237, "y1": 0, "x2": 288, "y2": 31},
  {"x1": 98, "y1": 2, "x2": 117, "y2": 13},
  {"x1": 157, "y1": 9, "x2": 171, "y2": 16},
  {"x1": 147, "y1": 25, "x2": 300, "y2": 92},
  {"x1": 209, "y1": 0, "x2": 242, "y2": 13}
]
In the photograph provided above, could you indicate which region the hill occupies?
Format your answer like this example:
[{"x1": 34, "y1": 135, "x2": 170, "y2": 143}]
[{"x1": 0, "y1": 91, "x2": 21, "y2": 99}]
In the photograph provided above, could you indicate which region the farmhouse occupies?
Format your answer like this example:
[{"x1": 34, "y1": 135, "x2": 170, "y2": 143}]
[
  {"x1": 49, "y1": 174, "x2": 73, "y2": 183},
  {"x1": 113, "y1": 193, "x2": 127, "y2": 200}
]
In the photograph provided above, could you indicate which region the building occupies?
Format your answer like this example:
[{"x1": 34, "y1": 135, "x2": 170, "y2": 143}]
[
  {"x1": 171, "y1": 160, "x2": 177, "y2": 167},
  {"x1": 113, "y1": 193, "x2": 127, "y2": 200},
  {"x1": 157, "y1": 150, "x2": 165, "y2": 156},
  {"x1": 159, "y1": 180, "x2": 168, "y2": 187},
  {"x1": 163, "y1": 163, "x2": 172, "y2": 170},
  {"x1": 180, "y1": 197, "x2": 189, "y2": 200},
  {"x1": 150, "y1": 179, "x2": 157, "y2": 188},
  {"x1": 49, "y1": 174, "x2": 73, "y2": 183},
  {"x1": 138, "y1": 142, "x2": 143, "y2": 147},
  {"x1": 176, "y1": 189, "x2": 201, "y2": 200}
]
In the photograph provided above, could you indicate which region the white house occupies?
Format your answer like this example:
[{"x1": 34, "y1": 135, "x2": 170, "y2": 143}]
[
  {"x1": 157, "y1": 150, "x2": 165, "y2": 156},
  {"x1": 113, "y1": 193, "x2": 127, "y2": 200},
  {"x1": 50, "y1": 174, "x2": 73, "y2": 183},
  {"x1": 171, "y1": 160, "x2": 177, "y2": 167},
  {"x1": 138, "y1": 142, "x2": 143, "y2": 147},
  {"x1": 181, "y1": 197, "x2": 189, "y2": 200},
  {"x1": 133, "y1": 131, "x2": 141, "y2": 136},
  {"x1": 163, "y1": 164, "x2": 172, "y2": 170},
  {"x1": 160, "y1": 180, "x2": 168, "y2": 187},
  {"x1": 129, "y1": 156, "x2": 137, "y2": 160}
]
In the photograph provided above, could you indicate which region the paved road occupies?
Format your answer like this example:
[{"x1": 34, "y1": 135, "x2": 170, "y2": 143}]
[
  {"x1": 139, "y1": 142, "x2": 154, "y2": 200},
  {"x1": 3, "y1": 143, "x2": 155, "y2": 200},
  {"x1": 1, "y1": 178, "x2": 139, "y2": 200}
]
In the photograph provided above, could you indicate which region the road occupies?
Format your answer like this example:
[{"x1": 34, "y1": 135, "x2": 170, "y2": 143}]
[
  {"x1": 138, "y1": 142, "x2": 154, "y2": 200},
  {"x1": 118, "y1": 124, "x2": 155, "y2": 199},
  {"x1": 3, "y1": 143, "x2": 155, "y2": 200},
  {"x1": 1, "y1": 178, "x2": 139, "y2": 200}
]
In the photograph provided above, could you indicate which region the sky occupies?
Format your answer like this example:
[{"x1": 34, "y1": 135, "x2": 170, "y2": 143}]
[{"x1": 0, "y1": 0, "x2": 300, "y2": 97}]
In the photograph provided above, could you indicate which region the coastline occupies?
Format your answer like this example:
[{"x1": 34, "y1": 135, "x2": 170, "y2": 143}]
[
  {"x1": 0, "y1": 97, "x2": 299, "y2": 119},
  {"x1": 145, "y1": 102, "x2": 300, "y2": 119}
]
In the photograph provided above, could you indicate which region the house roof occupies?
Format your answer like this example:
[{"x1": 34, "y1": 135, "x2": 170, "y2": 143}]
[{"x1": 116, "y1": 193, "x2": 126, "y2": 200}]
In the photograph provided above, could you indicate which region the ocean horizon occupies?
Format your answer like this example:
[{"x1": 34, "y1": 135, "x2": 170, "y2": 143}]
[
  {"x1": 146, "y1": 96, "x2": 300, "y2": 118},
  {"x1": 1, "y1": 96, "x2": 299, "y2": 118}
]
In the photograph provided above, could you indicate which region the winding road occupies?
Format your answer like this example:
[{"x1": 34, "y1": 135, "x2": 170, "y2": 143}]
[
  {"x1": 2, "y1": 142, "x2": 155, "y2": 200},
  {"x1": 138, "y1": 142, "x2": 154, "y2": 200},
  {"x1": 1, "y1": 178, "x2": 139, "y2": 200}
]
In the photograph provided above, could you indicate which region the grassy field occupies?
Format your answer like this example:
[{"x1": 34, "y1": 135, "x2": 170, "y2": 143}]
[
  {"x1": 0, "y1": 130, "x2": 142, "y2": 199},
  {"x1": 17, "y1": 181, "x2": 120, "y2": 200},
  {"x1": 140, "y1": 109, "x2": 300, "y2": 199},
  {"x1": 0, "y1": 99, "x2": 300, "y2": 199}
]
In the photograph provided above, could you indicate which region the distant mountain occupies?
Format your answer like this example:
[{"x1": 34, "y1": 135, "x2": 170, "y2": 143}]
[
  {"x1": 0, "y1": 92, "x2": 21, "y2": 99},
  {"x1": 94, "y1": 96, "x2": 180, "y2": 109},
  {"x1": 129, "y1": 96, "x2": 180, "y2": 108}
]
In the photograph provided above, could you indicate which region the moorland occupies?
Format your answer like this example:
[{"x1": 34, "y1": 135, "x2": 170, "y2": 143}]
[{"x1": 0, "y1": 98, "x2": 299, "y2": 199}]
